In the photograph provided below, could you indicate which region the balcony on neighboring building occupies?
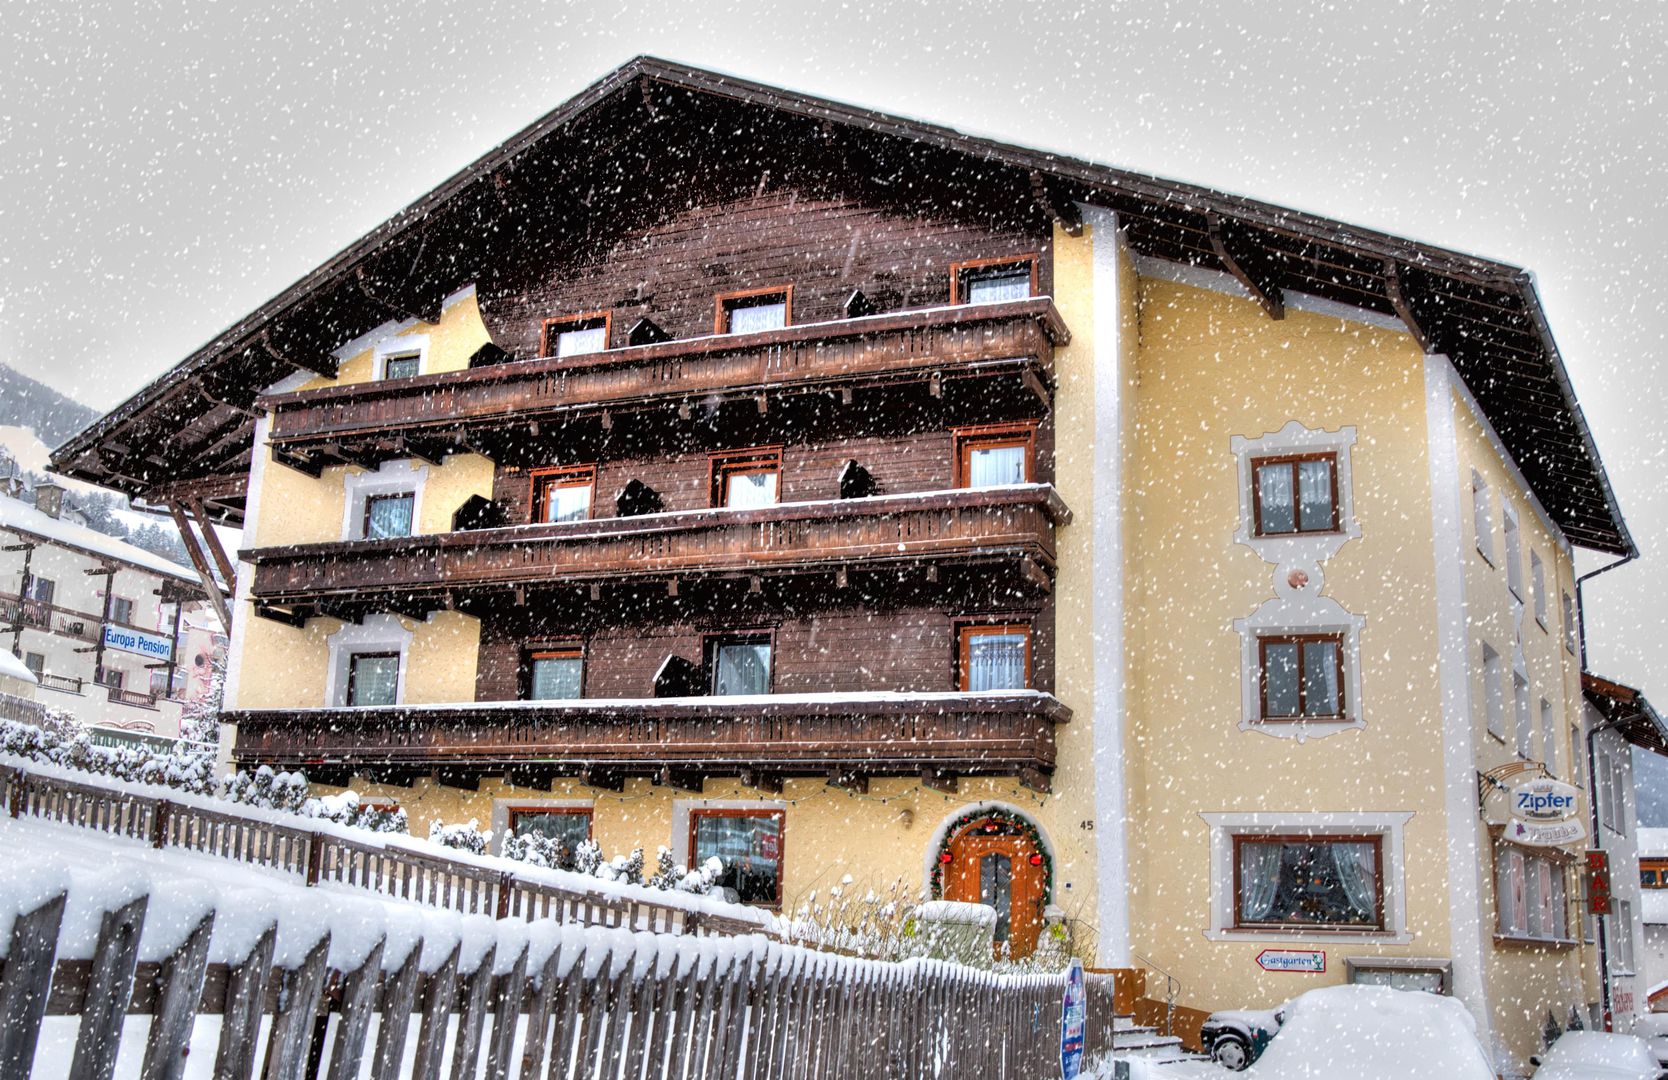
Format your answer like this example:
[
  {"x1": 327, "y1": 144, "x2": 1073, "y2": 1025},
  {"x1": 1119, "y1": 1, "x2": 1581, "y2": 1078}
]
[
  {"x1": 259, "y1": 298, "x2": 1068, "y2": 472},
  {"x1": 226, "y1": 689, "x2": 1070, "y2": 791},
  {"x1": 245, "y1": 484, "x2": 1068, "y2": 623}
]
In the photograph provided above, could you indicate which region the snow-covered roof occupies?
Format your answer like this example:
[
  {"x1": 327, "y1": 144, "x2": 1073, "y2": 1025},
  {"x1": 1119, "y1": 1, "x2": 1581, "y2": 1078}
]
[
  {"x1": 1642, "y1": 889, "x2": 1668, "y2": 926},
  {"x1": 1638, "y1": 827, "x2": 1668, "y2": 859},
  {"x1": 0, "y1": 649, "x2": 37, "y2": 685},
  {"x1": 0, "y1": 492, "x2": 200, "y2": 583}
]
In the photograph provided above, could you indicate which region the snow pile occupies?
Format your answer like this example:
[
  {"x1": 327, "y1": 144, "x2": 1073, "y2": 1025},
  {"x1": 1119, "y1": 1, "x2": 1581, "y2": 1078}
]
[
  {"x1": 0, "y1": 650, "x2": 38, "y2": 685},
  {"x1": 1242, "y1": 985, "x2": 1493, "y2": 1080},
  {"x1": 915, "y1": 900, "x2": 998, "y2": 927}
]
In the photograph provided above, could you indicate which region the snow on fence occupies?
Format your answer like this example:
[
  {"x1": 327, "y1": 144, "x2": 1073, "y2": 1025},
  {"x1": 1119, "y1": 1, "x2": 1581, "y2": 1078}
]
[
  {"x1": 0, "y1": 879, "x2": 1120, "y2": 1079},
  {"x1": 0, "y1": 761, "x2": 768, "y2": 940}
]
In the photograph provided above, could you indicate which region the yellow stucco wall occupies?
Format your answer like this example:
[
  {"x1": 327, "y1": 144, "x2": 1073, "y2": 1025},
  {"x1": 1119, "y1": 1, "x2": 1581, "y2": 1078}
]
[{"x1": 1122, "y1": 276, "x2": 1454, "y2": 1007}]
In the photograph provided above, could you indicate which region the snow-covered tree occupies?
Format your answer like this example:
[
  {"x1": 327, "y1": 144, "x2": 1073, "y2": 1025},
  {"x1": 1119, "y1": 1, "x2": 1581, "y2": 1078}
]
[
  {"x1": 178, "y1": 647, "x2": 225, "y2": 746},
  {"x1": 219, "y1": 764, "x2": 309, "y2": 813},
  {"x1": 428, "y1": 818, "x2": 490, "y2": 854}
]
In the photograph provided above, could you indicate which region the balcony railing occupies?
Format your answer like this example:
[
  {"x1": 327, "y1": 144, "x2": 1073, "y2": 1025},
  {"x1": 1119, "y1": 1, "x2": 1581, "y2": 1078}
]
[
  {"x1": 260, "y1": 299, "x2": 1068, "y2": 463},
  {"x1": 36, "y1": 673, "x2": 84, "y2": 695},
  {"x1": 227, "y1": 689, "x2": 1070, "y2": 790},
  {"x1": 0, "y1": 592, "x2": 158, "y2": 645},
  {"x1": 246, "y1": 485, "x2": 1068, "y2": 613},
  {"x1": 105, "y1": 685, "x2": 159, "y2": 711}
]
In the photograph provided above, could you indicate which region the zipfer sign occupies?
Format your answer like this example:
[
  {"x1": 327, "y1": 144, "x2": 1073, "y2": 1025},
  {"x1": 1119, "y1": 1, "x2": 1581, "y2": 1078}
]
[{"x1": 1511, "y1": 779, "x2": 1579, "y2": 822}]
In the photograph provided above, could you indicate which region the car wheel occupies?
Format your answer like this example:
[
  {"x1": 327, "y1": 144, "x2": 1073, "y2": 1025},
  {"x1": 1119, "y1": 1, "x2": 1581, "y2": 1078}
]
[{"x1": 1211, "y1": 1034, "x2": 1253, "y2": 1071}]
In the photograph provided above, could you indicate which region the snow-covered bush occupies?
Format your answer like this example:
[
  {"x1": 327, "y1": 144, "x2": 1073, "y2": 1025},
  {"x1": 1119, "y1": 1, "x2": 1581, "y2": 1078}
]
[
  {"x1": 428, "y1": 818, "x2": 490, "y2": 854},
  {"x1": 177, "y1": 648, "x2": 226, "y2": 747},
  {"x1": 301, "y1": 789, "x2": 408, "y2": 834},
  {"x1": 0, "y1": 712, "x2": 215, "y2": 795},
  {"x1": 219, "y1": 764, "x2": 309, "y2": 814},
  {"x1": 496, "y1": 836, "x2": 726, "y2": 895}
]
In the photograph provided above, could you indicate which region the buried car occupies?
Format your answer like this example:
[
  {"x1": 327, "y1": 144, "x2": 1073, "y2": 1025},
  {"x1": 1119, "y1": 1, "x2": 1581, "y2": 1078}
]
[
  {"x1": 1529, "y1": 1031, "x2": 1666, "y2": 1079},
  {"x1": 1200, "y1": 1005, "x2": 1287, "y2": 1070}
]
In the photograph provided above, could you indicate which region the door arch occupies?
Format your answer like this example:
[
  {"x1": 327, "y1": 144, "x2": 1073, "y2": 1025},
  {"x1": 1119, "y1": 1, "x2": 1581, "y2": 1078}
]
[{"x1": 936, "y1": 811, "x2": 1050, "y2": 959}]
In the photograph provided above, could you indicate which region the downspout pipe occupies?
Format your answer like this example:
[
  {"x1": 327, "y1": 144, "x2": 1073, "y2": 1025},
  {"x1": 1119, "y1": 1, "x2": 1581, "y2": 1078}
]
[
  {"x1": 1576, "y1": 552, "x2": 1637, "y2": 668},
  {"x1": 1586, "y1": 714, "x2": 1622, "y2": 1030}
]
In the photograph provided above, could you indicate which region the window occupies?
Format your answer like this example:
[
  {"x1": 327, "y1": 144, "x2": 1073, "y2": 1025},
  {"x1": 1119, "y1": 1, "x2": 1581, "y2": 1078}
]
[
  {"x1": 1562, "y1": 591, "x2": 1577, "y2": 655},
  {"x1": 1613, "y1": 899, "x2": 1637, "y2": 971},
  {"x1": 689, "y1": 809, "x2": 784, "y2": 907},
  {"x1": 1472, "y1": 472, "x2": 1494, "y2": 564},
  {"x1": 715, "y1": 286, "x2": 791, "y2": 335},
  {"x1": 524, "y1": 647, "x2": 583, "y2": 700},
  {"x1": 707, "y1": 634, "x2": 772, "y2": 696},
  {"x1": 1540, "y1": 698, "x2": 1556, "y2": 774},
  {"x1": 109, "y1": 597, "x2": 134, "y2": 625},
  {"x1": 1481, "y1": 645, "x2": 1505, "y2": 741},
  {"x1": 950, "y1": 255, "x2": 1038, "y2": 305},
  {"x1": 1597, "y1": 751, "x2": 1622, "y2": 833},
  {"x1": 954, "y1": 424, "x2": 1034, "y2": 488},
  {"x1": 540, "y1": 312, "x2": 611, "y2": 358},
  {"x1": 1494, "y1": 843, "x2": 1568, "y2": 942},
  {"x1": 21, "y1": 652, "x2": 43, "y2": 677},
  {"x1": 1642, "y1": 861, "x2": 1668, "y2": 889},
  {"x1": 97, "y1": 667, "x2": 124, "y2": 689},
  {"x1": 532, "y1": 466, "x2": 596, "y2": 524},
  {"x1": 959, "y1": 623, "x2": 1031, "y2": 692},
  {"x1": 1502, "y1": 506, "x2": 1522, "y2": 599},
  {"x1": 1513, "y1": 672, "x2": 1532, "y2": 760},
  {"x1": 710, "y1": 448, "x2": 782, "y2": 510},
  {"x1": 381, "y1": 352, "x2": 421, "y2": 380},
  {"x1": 362, "y1": 492, "x2": 415, "y2": 540},
  {"x1": 1643, "y1": 868, "x2": 1661, "y2": 889},
  {"x1": 1610, "y1": 755, "x2": 1629, "y2": 837},
  {"x1": 1233, "y1": 835, "x2": 1383, "y2": 930},
  {"x1": 1259, "y1": 635, "x2": 1344, "y2": 721},
  {"x1": 346, "y1": 652, "x2": 399, "y2": 707},
  {"x1": 1571, "y1": 725, "x2": 1586, "y2": 789},
  {"x1": 507, "y1": 806, "x2": 591, "y2": 850},
  {"x1": 1251, "y1": 454, "x2": 1339, "y2": 536},
  {"x1": 1530, "y1": 550, "x2": 1548, "y2": 628},
  {"x1": 22, "y1": 575, "x2": 54, "y2": 604}
]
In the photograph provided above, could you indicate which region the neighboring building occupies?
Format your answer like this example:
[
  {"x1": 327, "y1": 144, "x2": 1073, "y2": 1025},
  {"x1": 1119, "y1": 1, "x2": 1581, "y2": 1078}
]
[
  {"x1": 1583, "y1": 679, "x2": 1668, "y2": 1024},
  {"x1": 0, "y1": 484, "x2": 221, "y2": 737},
  {"x1": 49, "y1": 58, "x2": 1639, "y2": 1075}
]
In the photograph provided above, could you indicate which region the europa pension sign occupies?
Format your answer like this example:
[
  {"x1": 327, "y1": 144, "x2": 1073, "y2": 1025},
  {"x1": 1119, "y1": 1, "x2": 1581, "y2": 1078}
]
[
  {"x1": 101, "y1": 624, "x2": 173, "y2": 663},
  {"x1": 1504, "y1": 776, "x2": 1586, "y2": 848}
]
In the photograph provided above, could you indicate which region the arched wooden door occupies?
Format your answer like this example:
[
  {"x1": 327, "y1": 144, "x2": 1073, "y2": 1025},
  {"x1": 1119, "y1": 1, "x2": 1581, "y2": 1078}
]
[{"x1": 941, "y1": 815, "x2": 1047, "y2": 959}]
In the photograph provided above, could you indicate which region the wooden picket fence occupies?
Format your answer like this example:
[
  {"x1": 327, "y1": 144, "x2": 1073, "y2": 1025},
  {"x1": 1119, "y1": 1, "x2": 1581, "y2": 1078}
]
[
  {"x1": 0, "y1": 884, "x2": 1119, "y2": 1079},
  {"x1": 0, "y1": 762, "x2": 764, "y2": 939}
]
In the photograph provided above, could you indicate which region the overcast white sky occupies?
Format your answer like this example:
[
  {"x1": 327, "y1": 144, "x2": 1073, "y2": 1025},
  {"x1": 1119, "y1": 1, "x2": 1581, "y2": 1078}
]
[{"x1": 3, "y1": 0, "x2": 1665, "y2": 784}]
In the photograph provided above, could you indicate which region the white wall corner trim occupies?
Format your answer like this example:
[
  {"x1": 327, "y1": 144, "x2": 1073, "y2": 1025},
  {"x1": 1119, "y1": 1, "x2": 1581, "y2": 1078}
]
[
  {"x1": 323, "y1": 613, "x2": 413, "y2": 707},
  {"x1": 1198, "y1": 810, "x2": 1416, "y2": 944},
  {"x1": 1081, "y1": 203, "x2": 1133, "y2": 967},
  {"x1": 1424, "y1": 353, "x2": 1498, "y2": 1060},
  {"x1": 220, "y1": 413, "x2": 270, "y2": 712}
]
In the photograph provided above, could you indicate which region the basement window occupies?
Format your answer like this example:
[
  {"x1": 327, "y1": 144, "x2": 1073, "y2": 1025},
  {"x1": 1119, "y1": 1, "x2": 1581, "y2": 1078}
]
[
  {"x1": 951, "y1": 255, "x2": 1037, "y2": 305},
  {"x1": 715, "y1": 286, "x2": 791, "y2": 335},
  {"x1": 540, "y1": 312, "x2": 611, "y2": 358}
]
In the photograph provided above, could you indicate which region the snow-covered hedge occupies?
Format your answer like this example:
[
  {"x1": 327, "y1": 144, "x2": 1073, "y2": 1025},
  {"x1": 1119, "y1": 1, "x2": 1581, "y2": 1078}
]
[
  {"x1": 428, "y1": 818, "x2": 490, "y2": 854},
  {"x1": 452, "y1": 824, "x2": 726, "y2": 897},
  {"x1": 0, "y1": 713, "x2": 215, "y2": 794}
]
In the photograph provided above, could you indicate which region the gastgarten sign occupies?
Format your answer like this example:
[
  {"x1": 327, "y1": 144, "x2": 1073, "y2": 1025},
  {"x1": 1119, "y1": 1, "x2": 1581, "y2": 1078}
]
[
  {"x1": 1256, "y1": 949, "x2": 1326, "y2": 974},
  {"x1": 101, "y1": 624, "x2": 173, "y2": 662}
]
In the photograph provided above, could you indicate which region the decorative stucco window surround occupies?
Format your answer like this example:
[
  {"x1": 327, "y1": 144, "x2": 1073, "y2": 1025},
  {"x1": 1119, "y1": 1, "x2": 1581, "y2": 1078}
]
[
  {"x1": 324, "y1": 614, "x2": 412, "y2": 707},
  {"x1": 489, "y1": 797, "x2": 594, "y2": 855},
  {"x1": 375, "y1": 333, "x2": 430, "y2": 379},
  {"x1": 341, "y1": 459, "x2": 428, "y2": 541},
  {"x1": 1201, "y1": 810, "x2": 1415, "y2": 944},
  {"x1": 1230, "y1": 422, "x2": 1365, "y2": 741}
]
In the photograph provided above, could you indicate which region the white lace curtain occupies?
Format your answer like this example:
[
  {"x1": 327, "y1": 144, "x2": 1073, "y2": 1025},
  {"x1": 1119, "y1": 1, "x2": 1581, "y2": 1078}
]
[
  {"x1": 1239, "y1": 842, "x2": 1283, "y2": 920},
  {"x1": 1330, "y1": 842, "x2": 1378, "y2": 917}
]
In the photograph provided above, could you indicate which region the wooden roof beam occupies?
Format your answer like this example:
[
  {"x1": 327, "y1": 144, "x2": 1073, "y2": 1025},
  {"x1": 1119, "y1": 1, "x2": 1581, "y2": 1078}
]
[
  {"x1": 259, "y1": 331, "x2": 337, "y2": 379},
  {"x1": 1206, "y1": 211, "x2": 1285, "y2": 320},
  {"x1": 1030, "y1": 171, "x2": 1083, "y2": 237},
  {"x1": 355, "y1": 266, "x2": 442, "y2": 326}
]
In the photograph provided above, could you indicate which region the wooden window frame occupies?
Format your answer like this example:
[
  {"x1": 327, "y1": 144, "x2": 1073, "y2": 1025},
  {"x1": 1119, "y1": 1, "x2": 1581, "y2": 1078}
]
[
  {"x1": 949, "y1": 254, "x2": 1040, "y2": 305},
  {"x1": 1230, "y1": 833, "x2": 1386, "y2": 932},
  {"x1": 703, "y1": 630, "x2": 775, "y2": 696},
  {"x1": 1642, "y1": 860, "x2": 1668, "y2": 889},
  {"x1": 539, "y1": 311, "x2": 612, "y2": 359},
  {"x1": 714, "y1": 285, "x2": 793, "y2": 335},
  {"x1": 506, "y1": 805, "x2": 593, "y2": 842},
  {"x1": 956, "y1": 621, "x2": 1033, "y2": 692},
  {"x1": 1491, "y1": 838, "x2": 1575, "y2": 945},
  {"x1": 952, "y1": 423, "x2": 1037, "y2": 488},
  {"x1": 530, "y1": 465, "x2": 597, "y2": 524},
  {"x1": 1249, "y1": 452, "x2": 1341, "y2": 537},
  {"x1": 1257, "y1": 633, "x2": 1346, "y2": 722},
  {"x1": 709, "y1": 447, "x2": 783, "y2": 508},
  {"x1": 688, "y1": 807, "x2": 786, "y2": 909},
  {"x1": 381, "y1": 352, "x2": 422, "y2": 380},
  {"x1": 521, "y1": 644, "x2": 585, "y2": 701},
  {"x1": 362, "y1": 491, "x2": 416, "y2": 540},
  {"x1": 345, "y1": 651, "x2": 400, "y2": 708}
]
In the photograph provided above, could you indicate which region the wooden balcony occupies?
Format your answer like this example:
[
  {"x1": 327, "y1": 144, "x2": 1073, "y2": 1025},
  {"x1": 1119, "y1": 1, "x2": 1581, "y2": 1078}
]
[
  {"x1": 227, "y1": 689, "x2": 1070, "y2": 791},
  {"x1": 246, "y1": 485, "x2": 1067, "y2": 618},
  {"x1": 260, "y1": 299, "x2": 1068, "y2": 467}
]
